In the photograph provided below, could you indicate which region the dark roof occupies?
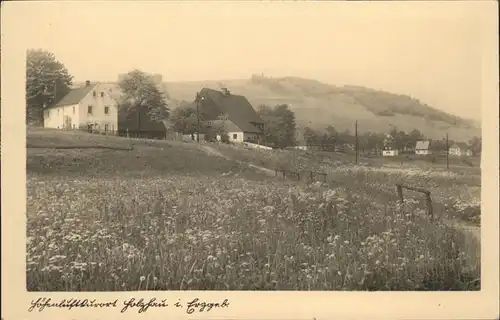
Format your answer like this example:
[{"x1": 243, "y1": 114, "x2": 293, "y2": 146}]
[
  {"x1": 206, "y1": 119, "x2": 242, "y2": 132},
  {"x1": 196, "y1": 88, "x2": 263, "y2": 133},
  {"x1": 49, "y1": 84, "x2": 98, "y2": 108},
  {"x1": 451, "y1": 142, "x2": 469, "y2": 149},
  {"x1": 118, "y1": 108, "x2": 167, "y2": 133}
]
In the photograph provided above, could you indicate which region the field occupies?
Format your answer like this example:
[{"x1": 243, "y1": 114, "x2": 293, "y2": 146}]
[{"x1": 26, "y1": 128, "x2": 481, "y2": 291}]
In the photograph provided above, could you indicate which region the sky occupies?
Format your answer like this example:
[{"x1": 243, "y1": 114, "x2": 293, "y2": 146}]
[{"x1": 9, "y1": 1, "x2": 495, "y2": 121}]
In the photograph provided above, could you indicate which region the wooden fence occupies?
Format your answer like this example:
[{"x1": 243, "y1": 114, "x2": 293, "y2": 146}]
[
  {"x1": 396, "y1": 184, "x2": 434, "y2": 219},
  {"x1": 274, "y1": 169, "x2": 327, "y2": 183},
  {"x1": 273, "y1": 168, "x2": 435, "y2": 220}
]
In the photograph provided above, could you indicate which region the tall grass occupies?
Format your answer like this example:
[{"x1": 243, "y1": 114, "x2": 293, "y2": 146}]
[
  {"x1": 27, "y1": 174, "x2": 479, "y2": 291},
  {"x1": 26, "y1": 129, "x2": 481, "y2": 291}
]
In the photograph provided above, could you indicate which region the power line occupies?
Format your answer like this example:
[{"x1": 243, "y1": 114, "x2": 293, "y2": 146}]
[
  {"x1": 446, "y1": 132, "x2": 449, "y2": 169},
  {"x1": 355, "y1": 120, "x2": 358, "y2": 164}
]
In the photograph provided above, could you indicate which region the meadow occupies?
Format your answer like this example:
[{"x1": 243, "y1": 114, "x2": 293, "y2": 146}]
[{"x1": 26, "y1": 129, "x2": 481, "y2": 291}]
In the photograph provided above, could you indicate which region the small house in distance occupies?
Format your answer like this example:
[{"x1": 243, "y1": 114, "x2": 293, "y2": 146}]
[
  {"x1": 191, "y1": 88, "x2": 265, "y2": 144},
  {"x1": 382, "y1": 145, "x2": 399, "y2": 156},
  {"x1": 415, "y1": 140, "x2": 432, "y2": 155},
  {"x1": 449, "y1": 142, "x2": 472, "y2": 156},
  {"x1": 44, "y1": 81, "x2": 118, "y2": 133}
]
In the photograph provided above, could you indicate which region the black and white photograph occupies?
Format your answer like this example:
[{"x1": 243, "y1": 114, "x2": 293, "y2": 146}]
[
  {"x1": 21, "y1": 1, "x2": 488, "y2": 293},
  {"x1": 2, "y1": 2, "x2": 498, "y2": 314}
]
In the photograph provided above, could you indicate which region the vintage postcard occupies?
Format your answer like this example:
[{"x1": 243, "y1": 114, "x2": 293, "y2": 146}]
[{"x1": 1, "y1": 1, "x2": 499, "y2": 319}]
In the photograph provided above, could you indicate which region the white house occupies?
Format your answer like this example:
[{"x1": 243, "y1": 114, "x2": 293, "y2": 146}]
[
  {"x1": 44, "y1": 81, "x2": 118, "y2": 134},
  {"x1": 415, "y1": 140, "x2": 432, "y2": 155},
  {"x1": 382, "y1": 146, "x2": 399, "y2": 157},
  {"x1": 207, "y1": 119, "x2": 261, "y2": 144},
  {"x1": 294, "y1": 146, "x2": 308, "y2": 151},
  {"x1": 449, "y1": 142, "x2": 471, "y2": 156}
]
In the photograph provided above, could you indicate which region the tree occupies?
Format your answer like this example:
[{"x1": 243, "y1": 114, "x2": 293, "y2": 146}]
[
  {"x1": 469, "y1": 136, "x2": 482, "y2": 156},
  {"x1": 303, "y1": 126, "x2": 321, "y2": 147},
  {"x1": 26, "y1": 49, "x2": 73, "y2": 124},
  {"x1": 430, "y1": 138, "x2": 448, "y2": 153},
  {"x1": 322, "y1": 125, "x2": 338, "y2": 151},
  {"x1": 274, "y1": 104, "x2": 297, "y2": 147},
  {"x1": 118, "y1": 69, "x2": 169, "y2": 126},
  {"x1": 257, "y1": 104, "x2": 296, "y2": 148},
  {"x1": 408, "y1": 129, "x2": 425, "y2": 146},
  {"x1": 169, "y1": 103, "x2": 199, "y2": 134}
]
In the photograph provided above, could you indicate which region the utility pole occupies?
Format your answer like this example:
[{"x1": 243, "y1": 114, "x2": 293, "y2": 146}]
[
  {"x1": 195, "y1": 92, "x2": 204, "y2": 143},
  {"x1": 446, "y1": 133, "x2": 449, "y2": 169},
  {"x1": 355, "y1": 120, "x2": 358, "y2": 164}
]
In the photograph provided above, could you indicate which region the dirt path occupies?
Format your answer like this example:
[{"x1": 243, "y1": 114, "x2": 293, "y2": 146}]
[
  {"x1": 200, "y1": 145, "x2": 276, "y2": 176},
  {"x1": 201, "y1": 145, "x2": 230, "y2": 160}
]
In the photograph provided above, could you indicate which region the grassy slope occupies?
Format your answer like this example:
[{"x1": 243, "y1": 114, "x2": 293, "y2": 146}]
[
  {"x1": 160, "y1": 76, "x2": 480, "y2": 141},
  {"x1": 213, "y1": 145, "x2": 481, "y2": 218},
  {"x1": 27, "y1": 128, "x2": 265, "y2": 180},
  {"x1": 26, "y1": 129, "x2": 480, "y2": 291}
]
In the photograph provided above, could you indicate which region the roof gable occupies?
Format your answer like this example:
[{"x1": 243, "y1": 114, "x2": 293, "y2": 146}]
[
  {"x1": 206, "y1": 119, "x2": 242, "y2": 132},
  {"x1": 415, "y1": 140, "x2": 430, "y2": 150},
  {"x1": 49, "y1": 84, "x2": 98, "y2": 108},
  {"x1": 451, "y1": 142, "x2": 469, "y2": 149},
  {"x1": 199, "y1": 88, "x2": 263, "y2": 133}
]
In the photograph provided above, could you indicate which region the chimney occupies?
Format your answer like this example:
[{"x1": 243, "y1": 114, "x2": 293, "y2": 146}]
[
  {"x1": 221, "y1": 88, "x2": 230, "y2": 96},
  {"x1": 85, "y1": 80, "x2": 91, "y2": 87}
]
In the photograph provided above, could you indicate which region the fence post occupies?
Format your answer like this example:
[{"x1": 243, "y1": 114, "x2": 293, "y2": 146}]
[
  {"x1": 426, "y1": 192, "x2": 433, "y2": 219},
  {"x1": 396, "y1": 185, "x2": 404, "y2": 204},
  {"x1": 297, "y1": 172, "x2": 300, "y2": 181},
  {"x1": 310, "y1": 171, "x2": 313, "y2": 182}
]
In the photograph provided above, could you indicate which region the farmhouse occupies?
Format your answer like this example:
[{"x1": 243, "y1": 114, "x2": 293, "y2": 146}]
[
  {"x1": 415, "y1": 140, "x2": 432, "y2": 155},
  {"x1": 193, "y1": 88, "x2": 264, "y2": 144},
  {"x1": 449, "y1": 142, "x2": 472, "y2": 156},
  {"x1": 44, "y1": 81, "x2": 118, "y2": 134},
  {"x1": 382, "y1": 145, "x2": 399, "y2": 157}
]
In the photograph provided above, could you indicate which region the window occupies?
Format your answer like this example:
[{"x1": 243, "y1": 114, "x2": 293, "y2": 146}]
[
  {"x1": 72, "y1": 124, "x2": 76, "y2": 129},
  {"x1": 101, "y1": 92, "x2": 104, "y2": 97},
  {"x1": 104, "y1": 106, "x2": 109, "y2": 115},
  {"x1": 93, "y1": 91, "x2": 96, "y2": 97},
  {"x1": 73, "y1": 106, "x2": 75, "y2": 114},
  {"x1": 112, "y1": 124, "x2": 115, "y2": 132},
  {"x1": 88, "y1": 105, "x2": 93, "y2": 114},
  {"x1": 233, "y1": 133, "x2": 238, "y2": 140},
  {"x1": 104, "y1": 124, "x2": 109, "y2": 132}
]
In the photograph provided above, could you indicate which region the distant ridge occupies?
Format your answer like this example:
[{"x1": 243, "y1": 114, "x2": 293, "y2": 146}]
[{"x1": 77, "y1": 76, "x2": 480, "y2": 141}]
